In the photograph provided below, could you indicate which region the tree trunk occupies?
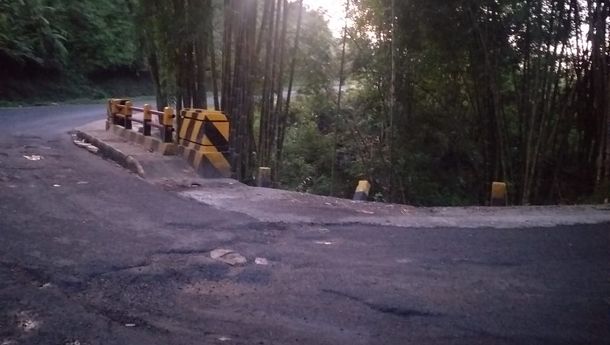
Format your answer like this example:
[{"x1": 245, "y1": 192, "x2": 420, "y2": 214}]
[
  {"x1": 275, "y1": 0, "x2": 304, "y2": 180},
  {"x1": 271, "y1": 0, "x2": 289, "y2": 181},
  {"x1": 210, "y1": 23, "x2": 220, "y2": 110},
  {"x1": 331, "y1": 0, "x2": 350, "y2": 197}
]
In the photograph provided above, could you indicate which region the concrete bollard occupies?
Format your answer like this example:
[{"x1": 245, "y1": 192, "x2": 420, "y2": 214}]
[
  {"x1": 106, "y1": 99, "x2": 113, "y2": 130},
  {"x1": 490, "y1": 182, "x2": 508, "y2": 206},
  {"x1": 257, "y1": 167, "x2": 272, "y2": 188},
  {"x1": 353, "y1": 180, "x2": 371, "y2": 201}
]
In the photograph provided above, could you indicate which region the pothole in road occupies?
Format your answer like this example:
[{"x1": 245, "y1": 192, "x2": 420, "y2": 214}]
[
  {"x1": 234, "y1": 267, "x2": 271, "y2": 285},
  {"x1": 15, "y1": 311, "x2": 40, "y2": 332}
]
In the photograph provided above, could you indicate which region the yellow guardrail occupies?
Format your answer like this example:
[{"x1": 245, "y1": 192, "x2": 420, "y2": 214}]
[{"x1": 107, "y1": 99, "x2": 175, "y2": 143}]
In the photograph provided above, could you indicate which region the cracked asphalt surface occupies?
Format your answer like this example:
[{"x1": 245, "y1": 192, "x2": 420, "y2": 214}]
[{"x1": 1, "y1": 104, "x2": 609, "y2": 345}]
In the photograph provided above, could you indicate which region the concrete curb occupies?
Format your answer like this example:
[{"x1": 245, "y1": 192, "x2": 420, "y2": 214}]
[
  {"x1": 75, "y1": 129, "x2": 145, "y2": 178},
  {"x1": 108, "y1": 124, "x2": 177, "y2": 156}
]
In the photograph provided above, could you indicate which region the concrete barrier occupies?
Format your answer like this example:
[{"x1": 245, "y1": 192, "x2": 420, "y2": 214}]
[{"x1": 177, "y1": 109, "x2": 231, "y2": 178}]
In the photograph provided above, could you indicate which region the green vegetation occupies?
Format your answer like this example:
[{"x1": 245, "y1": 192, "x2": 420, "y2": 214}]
[
  {"x1": 1, "y1": 0, "x2": 608, "y2": 206},
  {"x1": 339, "y1": 0, "x2": 610, "y2": 205},
  {"x1": 0, "y1": 0, "x2": 149, "y2": 103}
]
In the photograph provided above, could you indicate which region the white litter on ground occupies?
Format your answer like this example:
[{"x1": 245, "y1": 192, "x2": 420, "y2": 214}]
[
  {"x1": 314, "y1": 241, "x2": 334, "y2": 246},
  {"x1": 254, "y1": 257, "x2": 269, "y2": 265},
  {"x1": 73, "y1": 140, "x2": 99, "y2": 154}
]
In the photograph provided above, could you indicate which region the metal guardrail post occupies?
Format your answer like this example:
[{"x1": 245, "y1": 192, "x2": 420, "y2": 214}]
[
  {"x1": 123, "y1": 101, "x2": 133, "y2": 130},
  {"x1": 142, "y1": 104, "x2": 152, "y2": 136},
  {"x1": 162, "y1": 107, "x2": 175, "y2": 143}
]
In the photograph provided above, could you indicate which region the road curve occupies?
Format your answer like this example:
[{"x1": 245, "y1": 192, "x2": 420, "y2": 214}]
[{"x1": 0, "y1": 104, "x2": 609, "y2": 345}]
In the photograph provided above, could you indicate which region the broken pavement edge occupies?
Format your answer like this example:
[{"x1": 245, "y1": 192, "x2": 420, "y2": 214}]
[{"x1": 74, "y1": 129, "x2": 145, "y2": 178}]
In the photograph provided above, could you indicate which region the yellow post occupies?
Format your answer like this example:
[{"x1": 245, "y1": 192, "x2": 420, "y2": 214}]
[
  {"x1": 490, "y1": 182, "x2": 508, "y2": 206},
  {"x1": 143, "y1": 104, "x2": 152, "y2": 136},
  {"x1": 110, "y1": 99, "x2": 120, "y2": 115},
  {"x1": 123, "y1": 101, "x2": 133, "y2": 129},
  {"x1": 122, "y1": 101, "x2": 133, "y2": 115},
  {"x1": 162, "y1": 107, "x2": 175, "y2": 143},
  {"x1": 162, "y1": 107, "x2": 174, "y2": 126},
  {"x1": 107, "y1": 99, "x2": 121, "y2": 128},
  {"x1": 353, "y1": 180, "x2": 371, "y2": 201}
]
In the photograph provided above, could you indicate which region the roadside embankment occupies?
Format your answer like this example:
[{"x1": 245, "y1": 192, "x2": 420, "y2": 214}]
[{"x1": 75, "y1": 119, "x2": 610, "y2": 229}]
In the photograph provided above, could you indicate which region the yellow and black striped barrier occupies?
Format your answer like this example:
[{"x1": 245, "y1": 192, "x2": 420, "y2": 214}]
[{"x1": 177, "y1": 109, "x2": 231, "y2": 178}]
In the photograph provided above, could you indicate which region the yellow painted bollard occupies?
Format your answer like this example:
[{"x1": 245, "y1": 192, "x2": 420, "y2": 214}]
[
  {"x1": 142, "y1": 104, "x2": 152, "y2": 136},
  {"x1": 123, "y1": 101, "x2": 133, "y2": 130},
  {"x1": 490, "y1": 182, "x2": 508, "y2": 206},
  {"x1": 162, "y1": 107, "x2": 175, "y2": 143},
  {"x1": 257, "y1": 167, "x2": 272, "y2": 188},
  {"x1": 353, "y1": 180, "x2": 371, "y2": 201}
]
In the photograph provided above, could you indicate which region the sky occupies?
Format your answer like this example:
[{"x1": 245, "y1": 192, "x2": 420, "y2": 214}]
[{"x1": 301, "y1": 0, "x2": 347, "y2": 37}]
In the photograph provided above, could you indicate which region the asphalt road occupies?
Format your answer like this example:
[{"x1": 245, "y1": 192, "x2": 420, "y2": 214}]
[{"x1": 0, "y1": 104, "x2": 609, "y2": 345}]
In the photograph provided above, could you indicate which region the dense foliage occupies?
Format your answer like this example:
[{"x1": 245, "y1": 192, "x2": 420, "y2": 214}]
[
  {"x1": 332, "y1": 0, "x2": 610, "y2": 205},
  {"x1": 1, "y1": 0, "x2": 608, "y2": 205},
  {"x1": 0, "y1": 0, "x2": 146, "y2": 101}
]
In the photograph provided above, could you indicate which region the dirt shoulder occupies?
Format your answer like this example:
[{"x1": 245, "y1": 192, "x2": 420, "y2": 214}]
[{"x1": 181, "y1": 180, "x2": 610, "y2": 229}]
